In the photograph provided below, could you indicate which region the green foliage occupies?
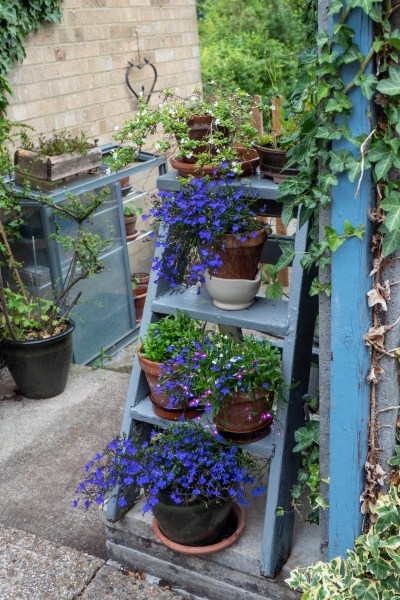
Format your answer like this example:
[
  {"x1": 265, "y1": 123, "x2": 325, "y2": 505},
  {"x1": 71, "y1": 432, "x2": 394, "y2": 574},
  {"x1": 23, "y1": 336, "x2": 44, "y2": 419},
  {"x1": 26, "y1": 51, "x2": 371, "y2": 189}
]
[
  {"x1": 21, "y1": 130, "x2": 95, "y2": 157},
  {"x1": 198, "y1": 0, "x2": 306, "y2": 102},
  {"x1": 287, "y1": 484, "x2": 400, "y2": 599},
  {"x1": 140, "y1": 312, "x2": 204, "y2": 363},
  {"x1": 113, "y1": 84, "x2": 258, "y2": 172},
  {"x1": 0, "y1": 0, "x2": 63, "y2": 113},
  {"x1": 272, "y1": 0, "x2": 400, "y2": 290},
  {"x1": 0, "y1": 120, "x2": 111, "y2": 341},
  {"x1": 291, "y1": 419, "x2": 328, "y2": 523},
  {"x1": 123, "y1": 202, "x2": 141, "y2": 218}
]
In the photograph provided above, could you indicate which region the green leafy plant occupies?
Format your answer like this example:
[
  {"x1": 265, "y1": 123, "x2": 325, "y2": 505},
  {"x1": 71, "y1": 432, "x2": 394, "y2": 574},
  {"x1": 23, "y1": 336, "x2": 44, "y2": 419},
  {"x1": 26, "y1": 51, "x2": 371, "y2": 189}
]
[
  {"x1": 0, "y1": 119, "x2": 111, "y2": 341},
  {"x1": 0, "y1": 1, "x2": 64, "y2": 114},
  {"x1": 291, "y1": 419, "x2": 328, "y2": 523},
  {"x1": 113, "y1": 83, "x2": 259, "y2": 173},
  {"x1": 25, "y1": 130, "x2": 96, "y2": 156},
  {"x1": 287, "y1": 484, "x2": 400, "y2": 599},
  {"x1": 123, "y1": 202, "x2": 142, "y2": 218},
  {"x1": 139, "y1": 312, "x2": 204, "y2": 363},
  {"x1": 256, "y1": 107, "x2": 301, "y2": 151}
]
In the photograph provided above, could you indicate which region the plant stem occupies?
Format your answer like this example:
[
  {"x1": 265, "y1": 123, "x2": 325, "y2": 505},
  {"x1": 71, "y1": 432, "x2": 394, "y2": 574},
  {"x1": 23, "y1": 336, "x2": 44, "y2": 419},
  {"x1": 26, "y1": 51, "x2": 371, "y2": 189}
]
[
  {"x1": 0, "y1": 221, "x2": 28, "y2": 301},
  {"x1": 343, "y1": 46, "x2": 376, "y2": 95},
  {"x1": 0, "y1": 269, "x2": 16, "y2": 341}
]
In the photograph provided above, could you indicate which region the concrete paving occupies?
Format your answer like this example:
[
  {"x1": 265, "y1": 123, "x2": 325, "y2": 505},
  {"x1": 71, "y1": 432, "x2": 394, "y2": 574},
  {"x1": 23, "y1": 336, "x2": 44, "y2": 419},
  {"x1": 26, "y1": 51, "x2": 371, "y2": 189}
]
[{"x1": 0, "y1": 353, "x2": 317, "y2": 599}]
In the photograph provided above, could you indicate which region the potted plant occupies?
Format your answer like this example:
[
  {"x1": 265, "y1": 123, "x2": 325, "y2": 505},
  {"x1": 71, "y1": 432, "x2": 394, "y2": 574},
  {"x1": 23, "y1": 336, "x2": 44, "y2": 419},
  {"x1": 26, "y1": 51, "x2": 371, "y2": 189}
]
[
  {"x1": 0, "y1": 119, "x2": 110, "y2": 398},
  {"x1": 75, "y1": 420, "x2": 266, "y2": 551},
  {"x1": 131, "y1": 272, "x2": 149, "y2": 323},
  {"x1": 145, "y1": 176, "x2": 269, "y2": 309},
  {"x1": 113, "y1": 83, "x2": 260, "y2": 178},
  {"x1": 137, "y1": 312, "x2": 204, "y2": 419},
  {"x1": 158, "y1": 332, "x2": 285, "y2": 443},
  {"x1": 252, "y1": 108, "x2": 300, "y2": 183},
  {"x1": 123, "y1": 202, "x2": 142, "y2": 240},
  {"x1": 14, "y1": 129, "x2": 102, "y2": 186}
]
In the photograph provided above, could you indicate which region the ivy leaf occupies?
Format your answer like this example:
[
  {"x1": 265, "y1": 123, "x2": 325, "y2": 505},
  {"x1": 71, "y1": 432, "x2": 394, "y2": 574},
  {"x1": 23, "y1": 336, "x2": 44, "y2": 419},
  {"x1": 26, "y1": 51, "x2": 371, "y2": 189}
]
[
  {"x1": 369, "y1": 3, "x2": 383, "y2": 22},
  {"x1": 354, "y1": 73, "x2": 378, "y2": 99},
  {"x1": 316, "y1": 123, "x2": 342, "y2": 140},
  {"x1": 325, "y1": 226, "x2": 346, "y2": 252},
  {"x1": 328, "y1": 0, "x2": 344, "y2": 15},
  {"x1": 342, "y1": 44, "x2": 363, "y2": 64},
  {"x1": 380, "y1": 191, "x2": 400, "y2": 231},
  {"x1": 382, "y1": 229, "x2": 400, "y2": 257},
  {"x1": 374, "y1": 503, "x2": 400, "y2": 532},
  {"x1": 293, "y1": 421, "x2": 319, "y2": 452},
  {"x1": 274, "y1": 242, "x2": 295, "y2": 272},
  {"x1": 376, "y1": 65, "x2": 400, "y2": 96},
  {"x1": 388, "y1": 446, "x2": 400, "y2": 467},
  {"x1": 265, "y1": 280, "x2": 284, "y2": 300},
  {"x1": 325, "y1": 92, "x2": 353, "y2": 114},
  {"x1": 329, "y1": 149, "x2": 353, "y2": 173},
  {"x1": 351, "y1": 582, "x2": 380, "y2": 600},
  {"x1": 317, "y1": 81, "x2": 331, "y2": 103},
  {"x1": 386, "y1": 29, "x2": 400, "y2": 51},
  {"x1": 368, "y1": 557, "x2": 394, "y2": 579},
  {"x1": 281, "y1": 198, "x2": 297, "y2": 229},
  {"x1": 347, "y1": 0, "x2": 376, "y2": 14}
]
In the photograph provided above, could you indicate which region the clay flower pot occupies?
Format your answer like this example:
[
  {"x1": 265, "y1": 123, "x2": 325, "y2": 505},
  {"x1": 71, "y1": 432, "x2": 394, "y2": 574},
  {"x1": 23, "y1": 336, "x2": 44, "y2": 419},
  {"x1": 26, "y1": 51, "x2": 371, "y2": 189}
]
[
  {"x1": 214, "y1": 389, "x2": 274, "y2": 443},
  {"x1": 252, "y1": 144, "x2": 299, "y2": 183},
  {"x1": 212, "y1": 229, "x2": 267, "y2": 280},
  {"x1": 124, "y1": 214, "x2": 138, "y2": 237},
  {"x1": 170, "y1": 147, "x2": 259, "y2": 179},
  {"x1": 137, "y1": 346, "x2": 202, "y2": 420}
]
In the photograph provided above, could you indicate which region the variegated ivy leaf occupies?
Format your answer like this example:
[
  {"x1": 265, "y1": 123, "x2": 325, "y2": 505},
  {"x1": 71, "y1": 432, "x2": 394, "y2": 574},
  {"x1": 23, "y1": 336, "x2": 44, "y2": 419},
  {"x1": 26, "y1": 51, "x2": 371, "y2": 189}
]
[
  {"x1": 380, "y1": 191, "x2": 400, "y2": 232},
  {"x1": 382, "y1": 229, "x2": 400, "y2": 257},
  {"x1": 328, "y1": 0, "x2": 343, "y2": 15},
  {"x1": 376, "y1": 65, "x2": 400, "y2": 96}
]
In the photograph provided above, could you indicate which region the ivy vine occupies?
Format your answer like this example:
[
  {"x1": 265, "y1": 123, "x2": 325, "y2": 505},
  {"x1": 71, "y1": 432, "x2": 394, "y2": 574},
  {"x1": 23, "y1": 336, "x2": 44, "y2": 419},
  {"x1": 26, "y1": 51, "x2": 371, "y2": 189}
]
[
  {"x1": 0, "y1": 0, "x2": 64, "y2": 114},
  {"x1": 275, "y1": 0, "x2": 400, "y2": 516}
]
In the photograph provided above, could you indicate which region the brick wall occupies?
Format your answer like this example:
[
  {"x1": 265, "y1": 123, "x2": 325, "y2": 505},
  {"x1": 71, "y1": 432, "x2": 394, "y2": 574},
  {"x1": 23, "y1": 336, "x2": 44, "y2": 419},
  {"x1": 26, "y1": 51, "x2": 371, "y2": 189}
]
[{"x1": 7, "y1": 0, "x2": 201, "y2": 145}]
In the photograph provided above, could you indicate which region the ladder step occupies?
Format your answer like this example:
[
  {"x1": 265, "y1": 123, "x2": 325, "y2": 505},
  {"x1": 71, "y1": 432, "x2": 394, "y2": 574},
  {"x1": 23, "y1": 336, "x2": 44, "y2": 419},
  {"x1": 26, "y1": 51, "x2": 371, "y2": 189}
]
[
  {"x1": 130, "y1": 397, "x2": 276, "y2": 459},
  {"x1": 151, "y1": 287, "x2": 289, "y2": 337}
]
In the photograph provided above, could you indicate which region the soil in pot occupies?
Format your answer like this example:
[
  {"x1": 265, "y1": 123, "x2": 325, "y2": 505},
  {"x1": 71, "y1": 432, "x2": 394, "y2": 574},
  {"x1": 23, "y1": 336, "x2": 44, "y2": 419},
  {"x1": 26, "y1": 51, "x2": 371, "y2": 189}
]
[
  {"x1": 1, "y1": 321, "x2": 75, "y2": 399},
  {"x1": 212, "y1": 229, "x2": 267, "y2": 280},
  {"x1": 252, "y1": 144, "x2": 299, "y2": 183},
  {"x1": 137, "y1": 346, "x2": 203, "y2": 420},
  {"x1": 153, "y1": 502, "x2": 246, "y2": 555},
  {"x1": 152, "y1": 492, "x2": 234, "y2": 546},
  {"x1": 214, "y1": 389, "x2": 274, "y2": 443}
]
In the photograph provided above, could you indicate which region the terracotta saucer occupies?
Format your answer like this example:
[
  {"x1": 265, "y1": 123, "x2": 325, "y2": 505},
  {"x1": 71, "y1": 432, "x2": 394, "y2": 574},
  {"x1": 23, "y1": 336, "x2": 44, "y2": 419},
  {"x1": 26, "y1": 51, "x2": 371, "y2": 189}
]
[
  {"x1": 152, "y1": 503, "x2": 246, "y2": 555},
  {"x1": 126, "y1": 230, "x2": 140, "y2": 242}
]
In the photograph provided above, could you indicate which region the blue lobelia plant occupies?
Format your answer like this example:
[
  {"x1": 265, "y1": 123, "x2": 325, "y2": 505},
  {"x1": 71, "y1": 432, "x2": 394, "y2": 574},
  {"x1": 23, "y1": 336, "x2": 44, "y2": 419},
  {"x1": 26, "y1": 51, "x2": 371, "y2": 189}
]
[
  {"x1": 74, "y1": 420, "x2": 266, "y2": 512},
  {"x1": 143, "y1": 176, "x2": 267, "y2": 290}
]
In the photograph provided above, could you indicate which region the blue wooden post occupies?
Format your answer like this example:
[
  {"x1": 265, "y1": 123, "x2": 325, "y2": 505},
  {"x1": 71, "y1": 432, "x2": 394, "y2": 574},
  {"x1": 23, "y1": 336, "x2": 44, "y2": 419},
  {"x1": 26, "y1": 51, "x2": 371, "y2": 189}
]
[{"x1": 328, "y1": 7, "x2": 374, "y2": 558}]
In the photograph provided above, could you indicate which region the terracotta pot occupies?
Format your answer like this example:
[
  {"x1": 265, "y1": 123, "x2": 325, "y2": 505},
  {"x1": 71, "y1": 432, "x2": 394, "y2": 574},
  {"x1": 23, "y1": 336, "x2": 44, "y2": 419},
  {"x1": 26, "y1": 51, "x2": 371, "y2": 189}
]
[
  {"x1": 153, "y1": 492, "x2": 234, "y2": 546},
  {"x1": 124, "y1": 215, "x2": 137, "y2": 237},
  {"x1": 185, "y1": 115, "x2": 230, "y2": 160},
  {"x1": 252, "y1": 144, "x2": 299, "y2": 183},
  {"x1": 132, "y1": 272, "x2": 150, "y2": 286},
  {"x1": 212, "y1": 229, "x2": 267, "y2": 280},
  {"x1": 214, "y1": 389, "x2": 274, "y2": 443},
  {"x1": 153, "y1": 502, "x2": 245, "y2": 555},
  {"x1": 137, "y1": 346, "x2": 202, "y2": 420},
  {"x1": 134, "y1": 290, "x2": 147, "y2": 323},
  {"x1": 170, "y1": 147, "x2": 259, "y2": 179}
]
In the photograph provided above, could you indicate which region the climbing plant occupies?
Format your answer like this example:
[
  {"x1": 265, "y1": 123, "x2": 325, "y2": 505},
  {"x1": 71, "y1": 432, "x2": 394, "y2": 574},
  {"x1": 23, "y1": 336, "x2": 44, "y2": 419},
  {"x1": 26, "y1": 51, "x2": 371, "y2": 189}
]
[
  {"x1": 0, "y1": 0, "x2": 64, "y2": 113},
  {"x1": 271, "y1": 0, "x2": 400, "y2": 511}
]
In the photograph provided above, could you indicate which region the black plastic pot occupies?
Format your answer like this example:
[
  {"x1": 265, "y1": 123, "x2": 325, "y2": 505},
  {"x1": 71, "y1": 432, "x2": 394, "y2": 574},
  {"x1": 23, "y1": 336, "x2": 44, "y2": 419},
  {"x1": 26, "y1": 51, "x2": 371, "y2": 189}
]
[
  {"x1": 152, "y1": 492, "x2": 233, "y2": 546},
  {"x1": 252, "y1": 143, "x2": 299, "y2": 183},
  {"x1": 1, "y1": 320, "x2": 75, "y2": 399}
]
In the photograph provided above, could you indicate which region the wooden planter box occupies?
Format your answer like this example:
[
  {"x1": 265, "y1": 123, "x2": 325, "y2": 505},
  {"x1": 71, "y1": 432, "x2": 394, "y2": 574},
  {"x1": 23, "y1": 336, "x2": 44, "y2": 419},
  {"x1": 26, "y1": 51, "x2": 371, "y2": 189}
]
[{"x1": 14, "y1": 147, "x2": 102, "y2": 186}]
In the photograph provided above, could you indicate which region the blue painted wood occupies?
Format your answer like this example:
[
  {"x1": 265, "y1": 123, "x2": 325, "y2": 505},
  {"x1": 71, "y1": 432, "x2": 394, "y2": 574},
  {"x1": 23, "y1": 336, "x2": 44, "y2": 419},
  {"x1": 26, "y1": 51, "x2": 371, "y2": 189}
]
[{"x1": 329, "y1": 8, "x2": 373, "y2": 559}]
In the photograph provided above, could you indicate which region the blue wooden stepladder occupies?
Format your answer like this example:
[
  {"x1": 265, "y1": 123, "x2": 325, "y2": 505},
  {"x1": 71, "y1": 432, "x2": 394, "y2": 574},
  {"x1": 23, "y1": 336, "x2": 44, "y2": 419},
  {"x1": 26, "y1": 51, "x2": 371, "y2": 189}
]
[{"x1": 106, "y1": 170, "x2": 317, "y2": 578}]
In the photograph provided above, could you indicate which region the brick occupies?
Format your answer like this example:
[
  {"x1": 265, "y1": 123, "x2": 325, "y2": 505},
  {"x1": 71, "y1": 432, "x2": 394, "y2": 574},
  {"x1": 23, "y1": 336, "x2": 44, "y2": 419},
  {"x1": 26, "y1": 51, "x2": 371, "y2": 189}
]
[
  {"x1": 16, "y1": 82, "x2": 50, "y2": 103},
  {"x1": 34, "y1": 96, "x2": 67, "y2": 118},
  {"x1": 110, "y1": 25, "x2": 134, "y2": 39},
  {"x1": 154, "y1": 48, "x2": 175, "y2": 63},
  {"x1": 53, "y1": 109, "x2": 86, "y2": 130},
  {"x1": 87, "y1": 56, "x2": 113, "y2": 73},
  {"x1": 66, "y1": 91, "x2": 96, "y2": 110}
]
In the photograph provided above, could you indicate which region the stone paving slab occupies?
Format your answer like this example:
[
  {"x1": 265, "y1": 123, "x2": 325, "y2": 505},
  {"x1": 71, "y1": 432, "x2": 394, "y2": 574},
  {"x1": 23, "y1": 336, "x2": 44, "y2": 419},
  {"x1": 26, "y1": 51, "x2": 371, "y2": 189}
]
[
  {"x1": 0, "y1": 526, "x2": 184, "y2": 600},
  {"x1": 0, "y1": 526, "x2": 102, "y2": 599}
]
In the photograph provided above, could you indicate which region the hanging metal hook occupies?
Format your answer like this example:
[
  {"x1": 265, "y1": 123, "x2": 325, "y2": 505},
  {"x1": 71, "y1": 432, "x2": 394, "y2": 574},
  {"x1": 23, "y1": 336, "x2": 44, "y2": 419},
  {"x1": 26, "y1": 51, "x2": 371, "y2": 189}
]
[{"x1": 125, "y1": 57, "x2": 158, "y2": 105}]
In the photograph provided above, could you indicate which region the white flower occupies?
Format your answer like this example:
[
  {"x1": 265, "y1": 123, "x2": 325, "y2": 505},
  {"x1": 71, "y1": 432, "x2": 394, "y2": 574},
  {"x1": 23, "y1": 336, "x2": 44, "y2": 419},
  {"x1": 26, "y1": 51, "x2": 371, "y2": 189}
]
[
  {"x1": 114, "y1": 126, "x2": 119, "y2": 131},
  {"x1": 186, "y1": 152, "x2": 193, "y2": 159},
  {"x1": 214, "y1": 118, "x2": 220, "y2": 125}
]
